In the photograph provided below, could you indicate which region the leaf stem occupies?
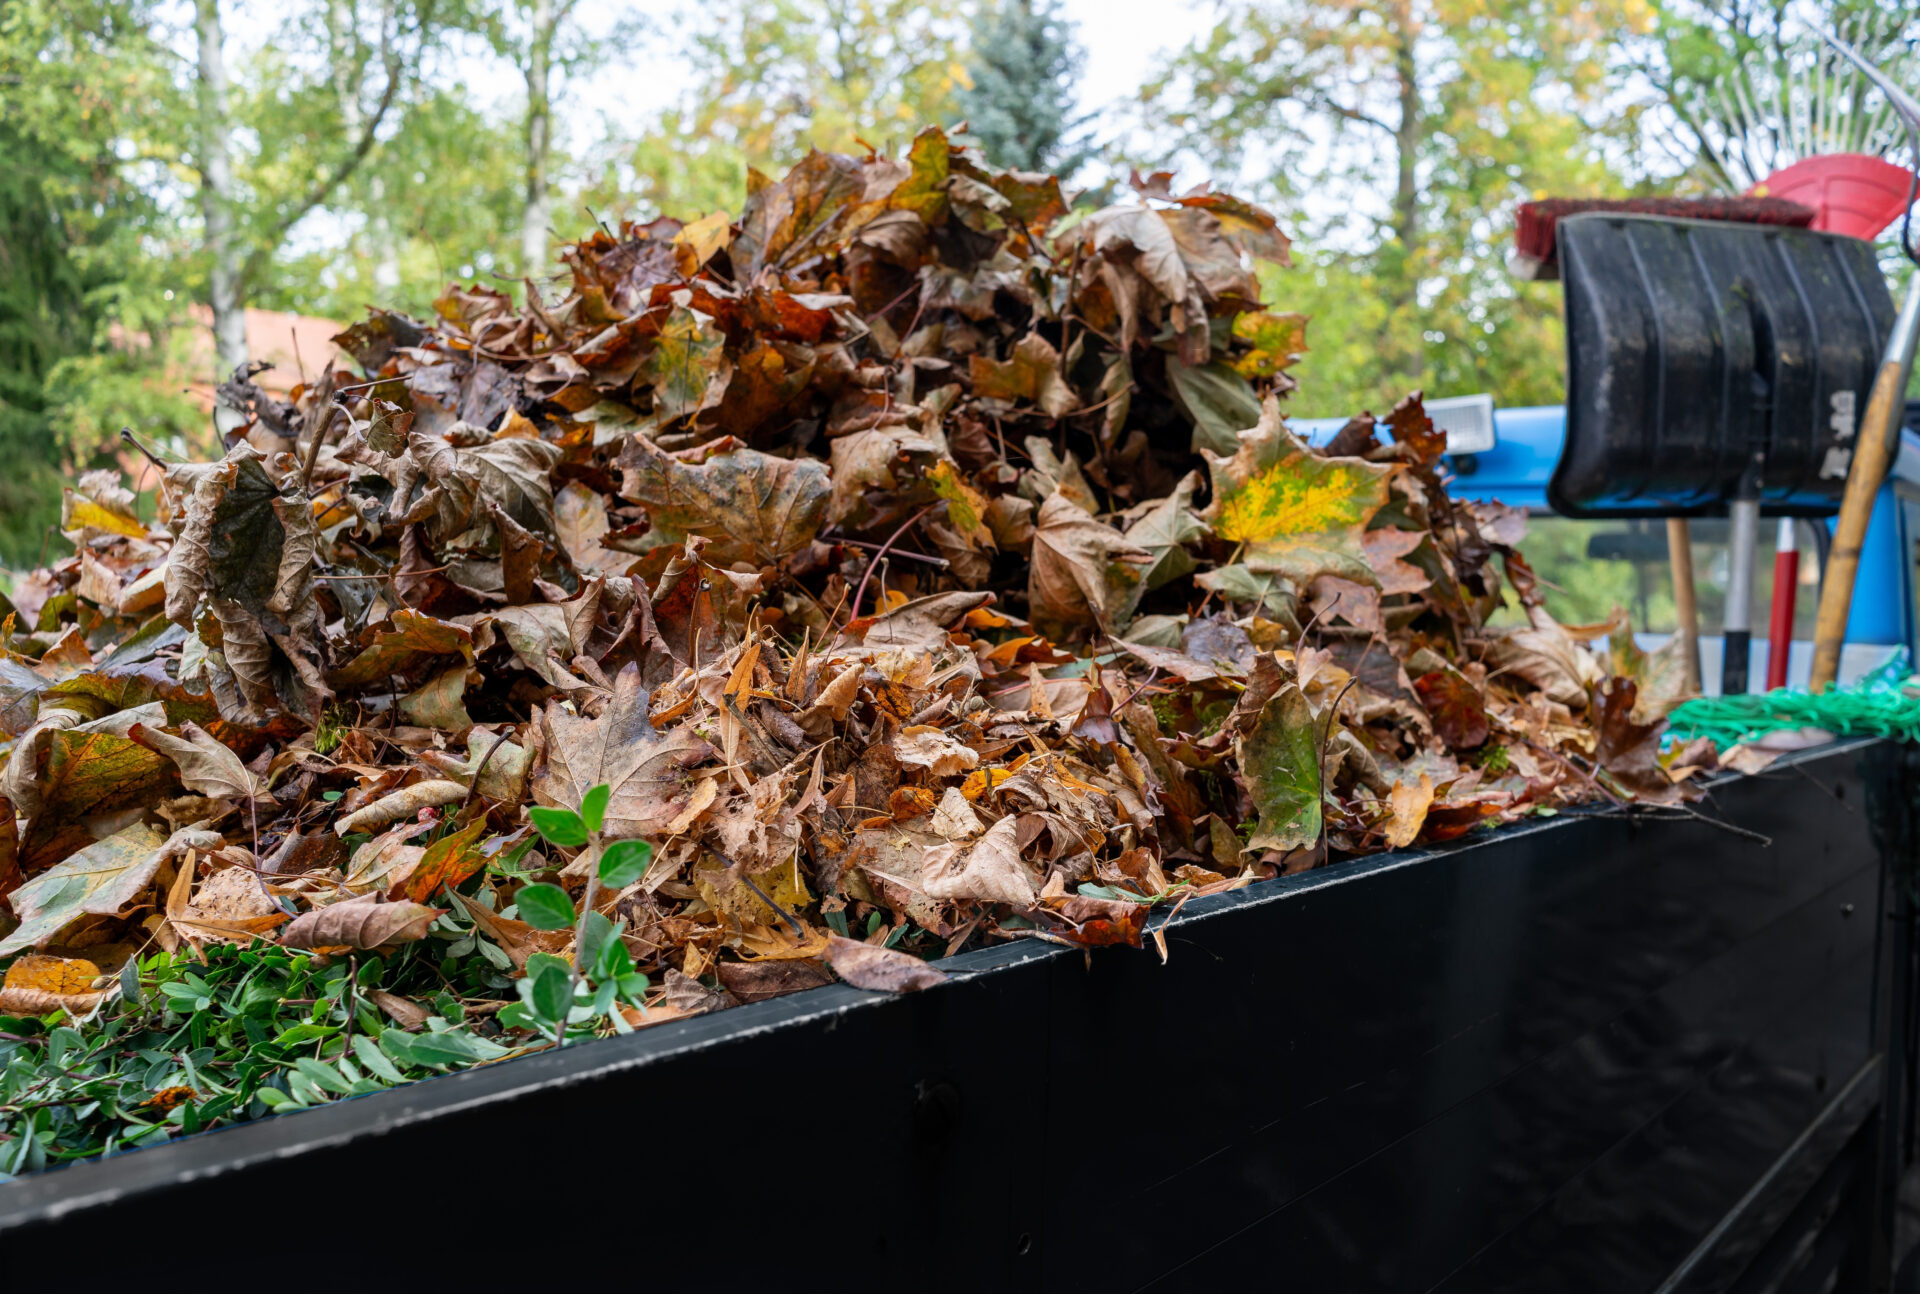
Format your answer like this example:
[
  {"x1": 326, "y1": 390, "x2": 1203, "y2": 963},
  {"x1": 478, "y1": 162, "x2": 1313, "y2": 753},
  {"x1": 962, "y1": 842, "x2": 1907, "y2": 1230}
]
[
  {"x1": 562, "y1": 833, "x2": 603, "y2": 1048},
  {"x1": 842, "y1": 502, "x2": 937, "y2": 629}
]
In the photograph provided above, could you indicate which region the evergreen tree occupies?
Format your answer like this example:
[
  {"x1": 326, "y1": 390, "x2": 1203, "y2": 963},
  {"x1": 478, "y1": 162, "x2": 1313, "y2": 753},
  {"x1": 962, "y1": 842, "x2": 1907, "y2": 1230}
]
[
  {"x1": 955, "y1": 0, "x2": 1086, "y2": 175},
  {"x1": 0, "y1": 128, "x2": 91, "y2": 569}
]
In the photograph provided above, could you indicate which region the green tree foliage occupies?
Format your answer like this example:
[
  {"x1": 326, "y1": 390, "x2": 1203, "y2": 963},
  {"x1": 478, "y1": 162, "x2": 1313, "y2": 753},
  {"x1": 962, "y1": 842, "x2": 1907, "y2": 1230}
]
[
  {"x1": 0, "y1": 132, "x2": 95, "y2": 567},
  {"x1": 608, "y1": 0, "x2": 970, "y2": 220},
  {"x1": 954, "y1": 0, "x2": 1086, "y2": 175},
  {"x1": 266, "y1": 90, "x2": 525, "y2": 321},
  {"x1": 1146, "y1": 0, "x2": 1646, "y2": 417},
  {"x1": 190, "y1": 0, "x2": 459, "y2": 383},
  {"x1": 0, "y1": 0, "x2": 200, "y2": 559},
  {"x1": 1644, "y1": 2, "x2": 1915, "y2": 192}
]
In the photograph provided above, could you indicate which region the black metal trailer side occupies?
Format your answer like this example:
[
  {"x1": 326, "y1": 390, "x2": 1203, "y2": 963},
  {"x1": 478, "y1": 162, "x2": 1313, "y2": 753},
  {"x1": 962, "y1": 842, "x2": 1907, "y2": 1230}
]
[{"x1": 0, "y1": 737, "x2": 1910, "y2": 1292}]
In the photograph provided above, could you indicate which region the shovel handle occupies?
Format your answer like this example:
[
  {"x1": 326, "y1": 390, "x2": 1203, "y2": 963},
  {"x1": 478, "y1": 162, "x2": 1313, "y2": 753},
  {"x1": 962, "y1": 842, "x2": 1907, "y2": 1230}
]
[
  {"x1": 1810, "y1": 355, "x2": 1910, "y2": 690},
  {"x1": 1667, "y1": 518, "x2": 1702, "y2": 694}
]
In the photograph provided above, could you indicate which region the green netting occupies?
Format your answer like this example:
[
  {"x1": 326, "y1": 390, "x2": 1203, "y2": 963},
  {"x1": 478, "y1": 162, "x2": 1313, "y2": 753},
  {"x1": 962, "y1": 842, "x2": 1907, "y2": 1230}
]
[{"x1": 1666, "y1": 649, "x2": 1920, "y2": 748}]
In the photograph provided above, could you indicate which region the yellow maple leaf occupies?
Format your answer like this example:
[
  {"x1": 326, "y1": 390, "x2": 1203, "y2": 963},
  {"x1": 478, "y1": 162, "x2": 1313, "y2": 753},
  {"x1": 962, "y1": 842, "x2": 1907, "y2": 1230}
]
[{"x1": 1201, "y1": 396, "x2": 1393, "y2": 586}]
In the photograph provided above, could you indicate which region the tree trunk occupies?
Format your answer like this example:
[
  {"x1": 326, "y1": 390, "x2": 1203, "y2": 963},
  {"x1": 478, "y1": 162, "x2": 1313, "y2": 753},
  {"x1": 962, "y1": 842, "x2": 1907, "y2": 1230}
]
[
  {"x1": 521, "y1": 0, "x2": 555, "y2": 274},
  {"x1": 1388, "y1": 0, "x2": 1422, "y2": 380},
  {"x1": 194, "y1": 0, "x2": 247, "y2": 393},
  {"x1": 329, "y1": 0, "x2": 401, "y2": 291},
  {"x1": 330, "y1": 0, "x2": 360, "y2": 134}
]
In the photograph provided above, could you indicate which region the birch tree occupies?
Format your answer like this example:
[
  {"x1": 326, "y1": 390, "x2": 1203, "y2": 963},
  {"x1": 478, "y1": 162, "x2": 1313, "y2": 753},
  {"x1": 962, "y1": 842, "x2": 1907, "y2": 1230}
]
[
  {"x1": 481, "y1": 0, "x2": 640, "y2": 275},
  {"x1": 520, "y1": 0, "x2": 555, "y2": 271},
  {"x1": 190, "y1": 0, "x2": 443, "y2": 387}
]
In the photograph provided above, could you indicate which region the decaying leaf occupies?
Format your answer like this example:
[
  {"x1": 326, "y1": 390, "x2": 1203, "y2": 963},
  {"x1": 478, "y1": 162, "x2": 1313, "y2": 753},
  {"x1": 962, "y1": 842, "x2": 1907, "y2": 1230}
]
[
  {"x1": 130, "y1": 722, "x2": 259, "y2": 802},
  {"x1": 1383, "y1": 775, "x2": 1435, "y2": 849},
  {"x1": 823, "y1": 934, "x2": 948, "y2": 992},
  {"x1": 0, "y1": 954, "x2": 106, "y2": 1015},
  {"x1": 1201, "y1": 397, "x2": 1392, "y2": 586},
  {"x1": 280, "y1": 893, "x2": 445, "y2": 951},
  {"x1": 1, "y1": 824, "x2": 215, "y2": 956},
  {"x1": 0, "y1": 125, "x2": 1709, "y2": 1154},
  {"x1": 617, "y1": 436, "x2": 830, "y2": 562},
  {"x1": 529, "y1": 663, "x2": 715, "y2": 839},
  {"x1": 1238, "y1": 684, "x2": 1322, "y2": 853},
  {"x1": 333, "y1": 780, "x2": 469, "y2": 836},
  {"x1": 1029, "y1": 493, "x2": 1151, "y2": 636},
  {"x1": 922, "y1": 815, "x2": 1041, "y2": 908}
]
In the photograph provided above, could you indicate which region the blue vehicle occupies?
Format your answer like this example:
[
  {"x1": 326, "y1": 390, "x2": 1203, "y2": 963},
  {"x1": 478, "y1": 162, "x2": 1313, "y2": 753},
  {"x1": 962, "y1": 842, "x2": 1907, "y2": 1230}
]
[{"x1": 1295, "y1": 401, "x2": 1920, "y2": 692}]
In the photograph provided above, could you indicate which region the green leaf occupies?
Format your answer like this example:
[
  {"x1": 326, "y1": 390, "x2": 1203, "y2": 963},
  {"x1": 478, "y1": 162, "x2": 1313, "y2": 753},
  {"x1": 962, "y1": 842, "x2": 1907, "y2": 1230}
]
[
  {"x1": 597, "y1": 838, "x2": 653, "y2": 888},
  {"x1": 528, "y1": 806, "x2": 587, "y2": 848},
  {"x1": 1167, "y1": 357, "x2": 1262, "y2": 457},
  {"x1": 515, "y1": 883, "x2": 575, "y2": 930},
  {"x1": 118, "y1": 957, "x2": 142, "y2": 1006},
  {"x1": 404, "y1": 1029, "x2": 509, "y2": 1067},
  {"x1": 351, "y1": 1033, "x2": 405, "y2": 1084},
  {"x1": 524, "y1": 951, "x2": 571, "y2": 980},
  {"x1": 529, "y1": 964, "x2": 572, "y2": 1023},
  {"x1": 1237, "y1": 683, "x2": 1323, "y2": 852},
  {"x1": 290, "y1": 1057, "x2": 353, "y2": 1095},
  {"x1": 378, "y1": 1027, "x2": 419, "y2": 1069},
  {"x1": 286, "y1": 1071, "x2": 325, "y2": 1105},
  {"x1": 577, "y1": 910, "x2": 615, "y2": 973},
  {"x1": 595, "y1": 933, "x2": 633, "y2": 982},
  {"x1": 579, "y1": 783, "x2": 611, "y2": 835}
]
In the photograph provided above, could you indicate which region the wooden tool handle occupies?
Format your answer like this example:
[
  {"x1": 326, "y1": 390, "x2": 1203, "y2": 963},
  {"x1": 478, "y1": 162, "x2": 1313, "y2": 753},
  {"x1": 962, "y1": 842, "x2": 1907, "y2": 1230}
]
[
  {"x1": 1809, "y1": 357, "x2": 1907, "y2": 691},
  {"x1": 1666, "y1": 517, "x2": 1701, "y2": 694}
]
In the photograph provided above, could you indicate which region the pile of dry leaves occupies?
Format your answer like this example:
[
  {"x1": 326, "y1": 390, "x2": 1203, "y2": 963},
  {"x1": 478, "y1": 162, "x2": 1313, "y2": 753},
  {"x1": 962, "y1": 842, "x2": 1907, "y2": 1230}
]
[{"x1": 0, "y1": 126, "x2": 1694, "y2": 1029}]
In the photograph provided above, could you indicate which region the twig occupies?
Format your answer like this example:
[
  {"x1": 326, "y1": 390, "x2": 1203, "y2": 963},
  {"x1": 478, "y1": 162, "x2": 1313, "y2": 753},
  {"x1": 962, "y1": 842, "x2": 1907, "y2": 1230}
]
[
  {"x1": 1517, "y1": 736, "x2": 1627, "y2": 807},
  {"x1": 864, "y1": 278, "x2": 922, "y2": 323},
  {"x1": 248, "y1": 796, "x2": 273, "y2": 908},
  {"x1": 299, "y1": 401, "x2": 335, "y2": 491},
  {"x1": 829, "y1": 536, "x2": 949, "y2": 567},
  {"x1": 705, "y1": 843, "x2": 805, "y2": 939},
  {"x1": 561, "y1": 865, "x2": 601, "y2": 1050},
  {"x1": 1645, "y1": 803, "x2": 1774, "y2": 847},
  {"x1": 1115, "y1": 667, "x2": 1161, "y2": 713},
  {"x1": 1314, "y1": 677, "x2": 1362, "y2": 854},
  {"x1": 118, "y1": 427, "x2": 168, "y2": 472},
  {"x1": 459, "y1": 729, "x2": 515, "y2": 819},
  {"x1": 843, "y1": 503, "x2": 937, "y2": 626}
]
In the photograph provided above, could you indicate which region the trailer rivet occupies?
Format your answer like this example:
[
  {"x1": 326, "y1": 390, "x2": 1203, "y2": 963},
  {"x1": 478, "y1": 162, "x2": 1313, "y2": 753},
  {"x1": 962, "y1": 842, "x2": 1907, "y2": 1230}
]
[{"x1": 912, "y1": 1078, "x2": 962, "y2": 1141}]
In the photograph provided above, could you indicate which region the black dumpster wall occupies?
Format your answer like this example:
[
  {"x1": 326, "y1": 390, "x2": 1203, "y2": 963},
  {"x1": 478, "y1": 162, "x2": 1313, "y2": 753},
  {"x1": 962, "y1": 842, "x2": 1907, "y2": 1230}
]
[{"x1": 0, "y1": 738, "x2": 1900, "y2": 1292}]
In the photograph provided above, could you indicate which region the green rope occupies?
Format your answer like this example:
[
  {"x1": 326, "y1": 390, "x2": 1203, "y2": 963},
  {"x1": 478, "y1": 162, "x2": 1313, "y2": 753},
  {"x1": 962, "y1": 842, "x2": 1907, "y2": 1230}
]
[{"x1": 1666, "y1": 648, "x2": 1920, "y2": 748}]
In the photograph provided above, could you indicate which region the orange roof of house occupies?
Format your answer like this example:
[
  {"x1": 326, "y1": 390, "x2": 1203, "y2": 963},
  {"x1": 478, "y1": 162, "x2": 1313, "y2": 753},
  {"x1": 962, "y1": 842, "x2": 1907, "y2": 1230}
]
[{"x1": 183, "y1": 306, "x2": 350, "y2": 407}]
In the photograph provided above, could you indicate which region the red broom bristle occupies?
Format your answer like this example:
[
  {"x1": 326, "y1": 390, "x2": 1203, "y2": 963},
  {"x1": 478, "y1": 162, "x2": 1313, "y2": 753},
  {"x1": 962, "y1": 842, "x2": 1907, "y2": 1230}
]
[{"x1": 1514, "y1": 196, "x2": 1818, "y2": 267}]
